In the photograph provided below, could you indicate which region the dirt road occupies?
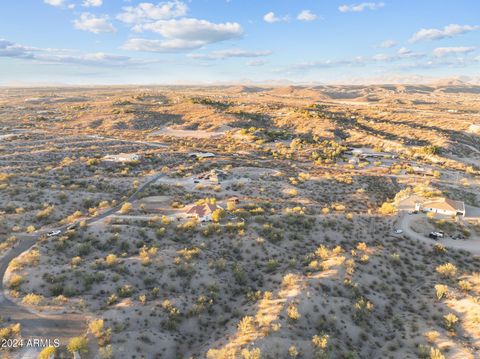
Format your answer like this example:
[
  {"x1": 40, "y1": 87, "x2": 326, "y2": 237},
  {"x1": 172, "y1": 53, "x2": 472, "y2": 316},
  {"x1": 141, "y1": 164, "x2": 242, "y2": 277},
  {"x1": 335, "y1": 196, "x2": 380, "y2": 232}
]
[
  {"x1": 0, "y1": 235, "x2": 85, "y2": 358},
  {"x1": 0, "y1": 172, "x2": 166, "y2": 358}
]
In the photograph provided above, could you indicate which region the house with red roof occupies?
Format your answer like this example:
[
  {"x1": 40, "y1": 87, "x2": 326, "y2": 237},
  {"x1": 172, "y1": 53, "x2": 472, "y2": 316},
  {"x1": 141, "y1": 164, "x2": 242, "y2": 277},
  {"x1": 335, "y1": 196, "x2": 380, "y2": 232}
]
[{"x1": 185, "y1": 202, "x2": 222, "y2": 222}]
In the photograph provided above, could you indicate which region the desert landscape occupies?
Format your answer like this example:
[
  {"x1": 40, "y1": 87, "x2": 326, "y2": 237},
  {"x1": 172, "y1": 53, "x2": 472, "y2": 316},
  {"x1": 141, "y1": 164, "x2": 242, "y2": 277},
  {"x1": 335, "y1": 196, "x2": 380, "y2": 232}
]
[{"x1": 0, "y1": 83, "x2": 479, "y2": 358}]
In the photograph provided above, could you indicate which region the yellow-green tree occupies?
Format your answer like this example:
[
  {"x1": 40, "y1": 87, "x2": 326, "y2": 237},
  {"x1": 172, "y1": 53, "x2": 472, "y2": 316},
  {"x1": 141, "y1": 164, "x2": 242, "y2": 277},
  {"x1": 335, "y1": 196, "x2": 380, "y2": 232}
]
[
  {"x1": 67, "y1": 336, "x2": 88, "y2": 354},
  {"x1": 227, "y1": 200, "x2": 236, "y2": 212},
  {"x1": 212, "y1": 208, "x2": 225, "y2": 223},
  {"x1": 38, "y1": 347, "x2": 56, "y2": 359},
  {"x1": 119, "y1": 202, "x2": 133, "y2": 214}
]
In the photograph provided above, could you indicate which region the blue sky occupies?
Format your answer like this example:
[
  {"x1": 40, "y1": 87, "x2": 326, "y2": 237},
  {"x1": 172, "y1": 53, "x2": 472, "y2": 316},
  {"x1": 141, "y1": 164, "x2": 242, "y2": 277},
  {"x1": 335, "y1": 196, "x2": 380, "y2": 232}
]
[{"x1": 1, "y1": 0, "x2": 479, "y2": 84}]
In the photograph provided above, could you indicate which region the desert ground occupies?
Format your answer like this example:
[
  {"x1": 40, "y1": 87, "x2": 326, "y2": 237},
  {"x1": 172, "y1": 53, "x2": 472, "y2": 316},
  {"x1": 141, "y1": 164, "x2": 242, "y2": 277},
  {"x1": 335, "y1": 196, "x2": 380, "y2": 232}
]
[{"x1": 0, "y1": 83, "x2": 479, "y2": 359}]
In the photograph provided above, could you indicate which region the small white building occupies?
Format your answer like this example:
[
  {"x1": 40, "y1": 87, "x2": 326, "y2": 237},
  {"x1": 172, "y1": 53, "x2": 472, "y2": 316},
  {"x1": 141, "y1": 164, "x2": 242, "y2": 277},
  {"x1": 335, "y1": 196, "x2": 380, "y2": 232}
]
[
  {"x1": 351, "y1": 148, "x2": 395, "y2": 159},
  {"x1": 416, "y1": 198, "x2": 465, "y2": 217},
  {"x1": 197, "y1": 169, "x2": 228, "y2": 183},
  {"x1": 188, "y1": 152, "x2": 216, "y2": 159},
  {"x1": 103, "y1": 153, "x2": 141, "y2": 163}
]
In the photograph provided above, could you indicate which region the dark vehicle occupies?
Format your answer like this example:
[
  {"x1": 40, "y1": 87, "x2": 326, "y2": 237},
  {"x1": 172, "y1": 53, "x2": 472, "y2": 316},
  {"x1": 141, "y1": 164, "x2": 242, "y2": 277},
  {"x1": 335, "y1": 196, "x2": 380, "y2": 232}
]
[{"x1": 431, "y1": 231, "x2": 444, "y2": 238}]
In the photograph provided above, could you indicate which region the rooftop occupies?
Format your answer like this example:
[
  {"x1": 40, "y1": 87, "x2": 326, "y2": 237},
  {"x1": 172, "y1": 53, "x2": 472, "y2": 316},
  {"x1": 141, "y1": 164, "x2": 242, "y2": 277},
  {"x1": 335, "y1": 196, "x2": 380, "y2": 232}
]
[
  {"x1": 423, "y1": 198, "x2": 465, "y2": 213},
  {"x1": 185, "y1": 202, "x2": 219, "y2": 218}
]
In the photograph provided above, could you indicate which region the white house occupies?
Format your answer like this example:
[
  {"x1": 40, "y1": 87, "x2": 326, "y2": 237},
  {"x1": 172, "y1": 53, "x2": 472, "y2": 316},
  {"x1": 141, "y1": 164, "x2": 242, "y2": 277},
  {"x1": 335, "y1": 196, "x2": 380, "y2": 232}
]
[
  {"x1": 103, "y1": 153, "x2": 141, "y2": 163},
  {"x1": 416, "y1": 198, "x2": 465, "y2": 217}
]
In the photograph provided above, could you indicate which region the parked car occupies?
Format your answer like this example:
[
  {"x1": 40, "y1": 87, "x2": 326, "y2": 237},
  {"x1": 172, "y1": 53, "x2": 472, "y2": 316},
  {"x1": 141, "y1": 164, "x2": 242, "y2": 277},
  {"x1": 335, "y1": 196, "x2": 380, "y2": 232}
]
[
  {"x1": 429, "y1": 232, "x2": 439, "y2": 240},
  {"x1": 431, "y1": 231, "x2": 444, "y2": 238},
  {"x1": 394, "y1": 229, "x2": 403, "y2": 234},
  {"x1": 47, "y1": 230, "x2": 61, "y2": 237}
]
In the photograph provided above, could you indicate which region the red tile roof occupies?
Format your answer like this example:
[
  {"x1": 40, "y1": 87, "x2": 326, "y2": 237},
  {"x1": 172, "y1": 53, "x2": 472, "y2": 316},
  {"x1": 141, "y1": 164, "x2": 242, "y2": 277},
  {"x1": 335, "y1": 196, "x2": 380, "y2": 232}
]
[{"x1": 186, "y1": 203, "x2": 218, "y2": 218}]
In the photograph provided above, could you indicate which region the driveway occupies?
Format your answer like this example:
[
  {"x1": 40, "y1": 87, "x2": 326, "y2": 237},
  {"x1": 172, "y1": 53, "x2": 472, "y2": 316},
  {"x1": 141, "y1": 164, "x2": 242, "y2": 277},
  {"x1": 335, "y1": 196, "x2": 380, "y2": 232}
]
[
  {"x1": 465, "y1": 204, "x2": 480, "y2": 219},
  {"x1": 397, "y1": 212, "x2": 480, "y2": 255}
]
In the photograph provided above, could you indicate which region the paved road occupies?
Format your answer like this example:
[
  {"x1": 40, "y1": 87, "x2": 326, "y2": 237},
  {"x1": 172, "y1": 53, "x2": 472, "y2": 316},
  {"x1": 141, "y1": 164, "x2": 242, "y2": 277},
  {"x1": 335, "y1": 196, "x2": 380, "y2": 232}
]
[{"x1": 0, "y1": 172, "x2": 165, "y2": 358}]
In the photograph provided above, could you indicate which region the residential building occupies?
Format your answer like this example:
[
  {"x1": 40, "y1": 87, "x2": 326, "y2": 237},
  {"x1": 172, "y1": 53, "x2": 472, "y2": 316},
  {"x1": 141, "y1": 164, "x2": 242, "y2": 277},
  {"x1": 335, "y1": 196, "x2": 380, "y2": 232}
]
[
  {"x1": 416, "y1": 198, "x2": 466, "y2": 217},
  {"x1": 185, "y1": 203, "x2": 222, "y2": 222}
]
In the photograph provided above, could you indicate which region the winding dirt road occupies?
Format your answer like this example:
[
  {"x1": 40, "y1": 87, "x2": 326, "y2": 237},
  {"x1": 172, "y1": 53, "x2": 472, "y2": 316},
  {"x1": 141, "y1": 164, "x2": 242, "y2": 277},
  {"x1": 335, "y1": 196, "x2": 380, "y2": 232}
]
[{"x1": 0, "y1": 235, "x2": 86, "y2": 358}]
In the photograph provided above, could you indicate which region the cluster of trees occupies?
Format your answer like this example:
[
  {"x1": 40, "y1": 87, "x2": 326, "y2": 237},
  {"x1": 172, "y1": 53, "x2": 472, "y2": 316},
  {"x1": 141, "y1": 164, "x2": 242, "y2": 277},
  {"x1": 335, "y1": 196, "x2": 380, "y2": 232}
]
[
  {"x1": 311, "y1": 140, "x2": 347, "y2": 163},
  {"x1": 190, "y1": 97, "x2": 233, "y2": 110}
]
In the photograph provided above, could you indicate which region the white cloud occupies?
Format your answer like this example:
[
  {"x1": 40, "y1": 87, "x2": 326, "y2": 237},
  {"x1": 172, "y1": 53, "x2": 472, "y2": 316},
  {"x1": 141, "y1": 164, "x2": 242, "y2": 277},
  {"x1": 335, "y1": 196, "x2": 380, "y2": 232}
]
[
  {"x1": 297, "y1": 10, "x2": 317, "y2": 22},
  {"x1": 189, "y1": 49, "x2": 272, "y2": 60},
  {"x1": 0, "y1": 39, "x2": 36, "y2": 59},
  {"x1": 410, "y1": 24, "x2": 480, "y2": 43},
  {"x1": 74, "y1": 13, "x2": 116, "y2": 34},
  {"x1": 281, "y1": 49, "x2": 431, "y2": 73},
  {"x1": 432, "y1": 46, "x2": 476, "y2": 57},
  {"x1": 401, "y1": 50, "x2": 425, "y2": 59},
  {"x1": 44, "y1": 0, "x2": 65, "y2": 6},
  {"x1": 282, "y1": 59, "x2": 356, "y2": 72},
  {"x1": 117, "y1": 1, "x2": 187, "y2": 24},
  {"x1": 246, "y1": 59, "x2": 267, "y2": 66},
  {"x1": 37, "y1": 52, "x2": 136, "y2": 67},
  {"x1": 397, "y1": 47, "x2": 411, "y2": 55},
  {"x1": 378, "y1": 39, "x2": 396, "y2": 48},
  {"x1": 123, "y1": 38, "x2": 205, "y2": 52},
  {"x1": 398, "y1": 57, "x2": 475, "y2": 70},
  {"x1": 371, "y1": 48, "x2": 424, "y2": 62},
  {"x1": 0, "y1": 38, "x2": 142, "y2": 67},
  {"x1": 371, "y1": 53, "x2": 391, "y2": 61},
  {"x1": 339, "y1": 2, "x2": 384, "y2": 13},
  {"x1": 138, "y1": 18, "x2": 242, "y2": 40},
  {"x1": 125, "y1": 18, "x2": 242, "y2": 52},
  {"x1": 263, "y1": 12, "x2": 288, "y2": 23},
  {"x1": 82, "y1": 0, "x2": 102, "y2": 7}
]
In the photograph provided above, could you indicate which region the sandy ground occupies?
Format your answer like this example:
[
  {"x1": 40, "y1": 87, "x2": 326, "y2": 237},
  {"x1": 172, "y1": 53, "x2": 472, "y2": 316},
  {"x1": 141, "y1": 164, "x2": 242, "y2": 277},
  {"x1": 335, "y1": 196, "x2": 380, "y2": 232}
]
[
  {"x1": 2, "y1": 86, "x2": 480, "y2": 358},
  {"x1": 0, "y1": 236, "x2": 86, "y2": 356},
  {"x1": 0, "y1": 171, "x2": 170, "y2": 358},
  {"x1": 13, "y1": 348, "x2": 41, "y2": 359},
  {"x1": 86, "y1": 134, "x2": 168, "y2": 148},
  {"x1": 154, "y1": 171, "x2": 251, "y2": 193},
  {"x1": 150, "y1": 126, "x2": 229, "y2": 139}
]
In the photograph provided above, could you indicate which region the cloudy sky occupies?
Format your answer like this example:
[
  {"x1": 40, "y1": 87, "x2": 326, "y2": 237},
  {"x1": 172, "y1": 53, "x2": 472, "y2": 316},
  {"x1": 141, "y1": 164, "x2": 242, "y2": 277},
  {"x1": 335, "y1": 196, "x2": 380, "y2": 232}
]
[{"x1": 1, "y1": 0, "x2": 479, "y2": 84}]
